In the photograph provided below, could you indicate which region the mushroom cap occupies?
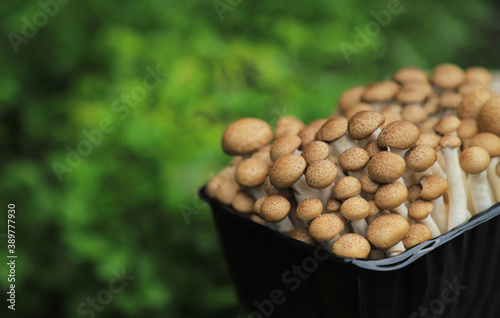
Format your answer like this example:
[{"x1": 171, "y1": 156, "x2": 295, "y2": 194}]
[
  {"x1": 405, "y1": 144, "x2": 436, "y2": 172},
  {"x1": 269, "y1": 154, "x2": 307, "y2": 189},
  {"x1": 339, "y1": 86, "x2": 365, "y2": 112},
  {"x1": 339, "y1": 147, "x2": 370, "y2": 171},
  {"x1": 348, "y1": 111, "x2": 385, "y2": 140},
  {"x1": 236, "y1": 158, "x2": 269, "y2": 187},
  {"x1": 393, "y1": 66, "x2": 428, "y2": 83},
  {"x1": 420, "y1": 175, "x2": 449, "y2": 200},
  {"x1": 415, "y1": 133, "x2": 441, "y2": 149},
  {"x1": 457, "y1": 119, "x2": 479, "y2": 140},
  {"x1": 216, "y1": 181, "x2": 241, "y2": 205},
  {"x1": 206, "y1": 176, "x2": 224, "y2": 198},
  {"x1": 469, "y1": 133, "x2": 500, "y2": 157},
  {"x1": 222, "y1": 118, "x2": 273, "y2": 155},
  {"x1": 232, "y1": 192, "x2": 256, "y2": 214},
  {"x1": 408, "y1": 184, "x2": 422, "y2": 202},
  {"x1": 260, "y1": 195, "x2": 291, "y2": 222},
  {"x1": 332, "y1": 234, "x2": 371, "y2": 259},
  {"x1": 434, "y1": 116, "x2": 461, "y2": 135},
  {"x1": 368, "y1": 151, "x2": 406, "y2": 184},
  {"x1": 497, "y1": 161, "x2": 500, "y2": 177},
  {"x1": 375, "y1": 182, "x2": 408, "y2": 210},
  {"x1": 263, "y1": 176, "x2": 293, "y2": 199},
  {"x1": 290, "y1": 227, "x2": 317, "y2": 245},
  {"x1": 305, "y1": 159, "x2": 338, "y2": 189},
  {"x1": 440, "y1": 92, "x2": 464, "y2": 110},
  {"x1": 250, "y1": 214, "x2": 267, "y2": 226},
  {"x1": 253, "y1": 197, "x2": 267, "y2": 215},
  {"x1": 341, "y1": 197, "x2": 370, "y2": 221},
  {"x1": 296, "y1": 198, "x2": 323, "y2": 221},
  {"x1": 465, "y1": 67, "x2": 493, "y2": 86},
  {"x1": 364, "y1": 140, "x2": 385, "y2": 158},
  {"x1": 477, "y1": 96, "x2": 500, "y2": 135},
  {"x1": 275, "y1": 116, "x2": 305, "y2": 138},
  {"x1": 302, "y1": 141, "x2": 330, "y2": 165},
  {"x1": 423, "y1": 97, "x2": 440, "y2": 115},
  {"x1": 362, "y1": 81, "x2": 400, "y2": 102},
  {"x1": 309, "y1": 214, "x2": 345, "y2": 242},
  {"x1": 251, "y1": 148, "x2": 273, "y2": 167},
  {"x1": 361, "y1": 174, "x2": 380, "y2": 194},
  {"x1": 380, "y1": 104, "x2": 403, "y2": 127},
  {"x1": 397, "y1": 82, "x2": 433, "y2": 104},
  {"x1": 270, "y1": 135, "x2": 302, "y2": 161},
  {"x1": 403, "y1": 223, "x2": 432, "y2": 249},
  {"x1": 459, "y1": 147, "x2": 490, "y2": 174},
  {"x1": 458, "y1": 82, "x2": 485, "y2": 95},
  {"x1": 439, "y1": 135, "x2": 462, "y2": 148},
  {"x1": 401, "y1": 104, "x2": 429, "y2": 124},
  {"x1": 316, "y1": 117, "x2": 349, "y2": 142},
  {"x1": 346, "y1": 103, "x2": 376, "y2": 121},
  {"x1": 431, "y1": 64, "x2": 465, "y2": 90},
  {"x1": 367, "y1": 214, "x2": 410, "y2": 249},
  {"x1": 377, "y1": 120, "x2": 420, "y2": 150},
  {"x1": 367, "y1": 200, "x2": 381, "y2": 217},
  {"x1": 408, "y1": 199, "x2": 434, "y2": 220},
  {"x1": 419, "y1": 117, "x2": 440, "y2": 135},
  {"x1": 458, "y1": 88, "x2": 491, "y2": 119},
  {"x1": 326, "y1": 199, "x2": 341, "y2": 212},
  {"x1": 333, "y1": 176, "x2": 362, "y2": 200},
  {"x1": 298, "y1": 126, "x2": 321, "y2": 150},
  {"x1": 308, "y1": 118, "x2": 329, "y2": 130}
]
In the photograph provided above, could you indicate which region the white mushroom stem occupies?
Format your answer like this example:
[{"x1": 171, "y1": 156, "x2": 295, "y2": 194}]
[
  {"x1": 292, "y1": 176, "x2": 334, "y2": 207},
  {"x1": 430, "y1": 196, "x2": 448, "y2": 234},
  {"x1": 273, "y1": 217, "x2": 295, "y2": 234},
  {"x1": 385, "y1": 241, "x2": 406, "y2": 257},
  {"x1": 487, "y1": 157, "x2": 500, "y2": 202},
  {"x1": 468, "y1": 172, "x2": 495, "y2": 213},
  {"x1": 330, "y1": 135, "x2": 358, "y2": 156},
  {"x1": 391, "y1": 201, "x2": 409, "y2": 220},
  {"x1": 442, "y1": 147, "x2": 470, "y2": 230},
  {"x1": 414, "y1": 162, "x2": 447, "y2": 181},
  {"x1": 248, "y1": 185, "x2": 267, "y2": 200},
  {"x1": 358, "y1": 128, "x2": 382, "y2": 148},
  {"x1": 418, "y1": 216, "x2": 441, "y2": 238},
  {"x1": 351, "y1": 219, "x2": 368, "y2": 237},
  {"x1": 320, "y1": 235, "x2": 341, "y2": 252},
  {"x1": 437, "y1": 151, "x2": 446, "y2": 171}
]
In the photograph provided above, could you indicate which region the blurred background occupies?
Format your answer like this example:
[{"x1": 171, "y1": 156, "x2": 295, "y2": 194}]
[{"x1": 0, "y1": 0, "x2": 499, "y2": 317}]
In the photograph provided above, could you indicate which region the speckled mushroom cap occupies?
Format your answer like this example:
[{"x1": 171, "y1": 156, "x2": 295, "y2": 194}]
[
  {"x1": 269, "y1": 154, "x2": 307, "y2": 189},
  {"x1": 302, "y1": 141, "x2": 330, "y2": 165},
  {"x1": 298, "y1": 126, "x2": 320, "y2": 150},
  {"x1": 341, "y1": 197, "x2": 370, "y2": 221},
  {"x1": 419, "y1": 117, "x2": 440, "y2": 135},
  {"x1": 236, "y1": 158, "x2": 269, "y2": 187},
  {"x1": 380, "y1": 104, "x2": 403, "y2": 127},
  {"x1": 465, "y1": 67, "x2": 493, "y2": 86},
  {"x1": 420, "y1": 175, "x2": 449, "y2": 200},
  {"x1": 251, "y1": 148, "x2": 273, "y2": 167},
  {"x1": 393, "y1": 66, "x2": 428, "y2": 83},
  {"x1": 275, "y1": 116, "x2": 305, "y2": 138},
  {"x1": 361, "y1": 81, "x2": 400, "y2": 102},
  {"x1": 309, "y1": 119, "x2": 330, "y2": 130},
  {"x1": 458, "y1": 89, "x2": 491, "y2": 119},
  {"x1": 423, "y1": 97, "x2": 440, "y2": 115},
  {"x1": 309, "y1": 213, "x2": 345, "y2": 242},
  {"x1": 459, "y1": 82, "x2": 485, "y2": 95},
  {"x1": 416, "y1": 133, "x2": 440, "y2": 149},
  {"x1": 316, "y1": 117, "x2": 349, "y2": 142},
  {"x1": 348, "y1": 111, "x2": 385, "y2": 140},
  {"x1": 470, "y1": 133, "x2": 500, "y2": 158},
  {"x1": 403, "y1": 223, "x2": 432, "y2": 249},
  {"x1": 367, "y1": 151, "x2": 406, "y2": 184},
  {"x1": 367, "y1": 214, "x2": 410, "y2": 249},
  {"x1": 377, "y1": 120, "x2": 420, "y2": 150},
  {"x1": 326, "y1": 199, "x2": 341, "y2": 212},
  {"x1": 434, "y1": 116, "x2": 461, "y2": 135},
  {"x1": 333, "y1": 176, "x2": 362, "y2": 200},
  {"x1": 216, "y1": 181, "x2": 241, "y2": 205},
  {"x1": 222, "y1": 118, "x2": 273, "y2": 155},
  {"x1": 459, "y1": 147, "x2": 490, "y2": 174},
  {"x1": 332, "y1": 234, "x2": 371, "y2": 259},
  {"x1": 440, "y1": 92, "x2": 463, "y2": 110},
  {"x1": 290, "y1": 227, "x2": 317, "y2": 245},
  {"x1": 408, "y1": 184, "x2": 422, "y2": 202},
  {"x1": 305, "y1": 159, "x2": 338, "y2": 189},
  {"x1": 431, "y1": 64, "x2": 465, "y2": 90},
  {"x1": 345, "y1": 103, "x2": 375, "y2": 120},
  {"x1": 405, "y1": 144, "x2": 436, "y2": 172},
  {"x1": 270, "y1": 135, "x2": 302, "y2": 161},
  {"x1": 401, "y1": 104, "x2": 429, "y2": 124},
  {"x1": 497, "y1": 161, "x2": 500, "y2": 177},
  {"x1": 253, "y1": 197, "x2": 266, "y2": 215},
  {"x1": 375, "y1": 182, "x2": 408, "y2": 210},
  {"x1": 339, "y1": 147, "x2": 370, "y2": 171},
  {"x1": 232, "y1": 192, "x2": 256, "y2": 214},
  {"x1": 397, "y1": 82, "x2": 433, "y2": 104},
  {"x1": 364, "y1": 140, "x2": 385, "y2": 158},
  {"x1": 260, "y1": 195, "x2": 291, "y2": 222},
  {"x1": 296, "y1": 198, "x2": 323, "y2": 222},
  {"x1": 339, "y1": 86, "x2": 365, "y2": 112},
  {"x1": 408, "y1": 199, "x2": 434, "y2": 220},
  {"x1": 439, "y1": 135, "x2": 462, "y2": 148},
  {"x1": 477, "y1": 96, "x2": 500, "y2": 135},
  {"x1": 367, "y1": 200, "x2": 381, "y2": 217},
  {"x1": 361, "y1": 174, "x2": 380, "y2": 194},
  {"x1": 457, "y1": 119, "x2": 479, "y2": 140}
]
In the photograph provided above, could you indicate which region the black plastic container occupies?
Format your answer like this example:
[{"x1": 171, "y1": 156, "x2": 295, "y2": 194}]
[{"x1": 200, "y1": 187, "x2": 500, "y2": 318}]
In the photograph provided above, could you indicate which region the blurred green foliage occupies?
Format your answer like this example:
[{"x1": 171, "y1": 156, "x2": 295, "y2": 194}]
[{"x1": 0, "y1": 0, "x2": 499, "y2": 317}]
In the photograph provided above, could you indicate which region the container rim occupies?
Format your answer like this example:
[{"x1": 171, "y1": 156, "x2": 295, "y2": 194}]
[{"x1": 200, "y1": 185, "x2": 500, "y2": 272}]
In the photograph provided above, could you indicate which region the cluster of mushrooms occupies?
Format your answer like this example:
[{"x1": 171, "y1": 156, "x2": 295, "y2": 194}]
[{"x1": 206, "y1": 64, "x2": 500, "y2": 259}]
